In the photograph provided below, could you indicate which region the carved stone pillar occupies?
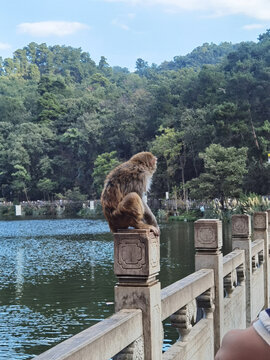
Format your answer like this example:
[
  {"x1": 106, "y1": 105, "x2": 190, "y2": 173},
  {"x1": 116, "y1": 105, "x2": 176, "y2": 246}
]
[
  {"x1": 253, "y1": 212, "x2": 269, "y2": 308},
  {"x1": 114, "y1": 229, "x2": 162, "y2": 360},
  {"x1": 194, "y1": 219, "x2": 223, "y2": 355},
  {"x1": 231, "y1": 214, "x2": 252, "y2": 325}
]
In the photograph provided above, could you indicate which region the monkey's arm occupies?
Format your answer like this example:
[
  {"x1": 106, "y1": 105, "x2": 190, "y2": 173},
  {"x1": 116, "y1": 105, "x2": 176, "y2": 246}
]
[{"x1": 143, "y1": 201, "x2": 158, "y2": 228}]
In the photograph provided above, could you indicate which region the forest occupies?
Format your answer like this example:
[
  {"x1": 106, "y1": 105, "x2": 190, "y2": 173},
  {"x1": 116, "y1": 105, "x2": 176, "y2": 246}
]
[{"x1": 0, "y1": 31, "x2": 270, "y2": 203}]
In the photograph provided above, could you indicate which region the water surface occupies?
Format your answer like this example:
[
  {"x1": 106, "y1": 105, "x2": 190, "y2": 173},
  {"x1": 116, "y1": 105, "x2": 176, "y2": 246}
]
[{"x1": 0, "y1": 218, "x2": 208, "y2": 359}]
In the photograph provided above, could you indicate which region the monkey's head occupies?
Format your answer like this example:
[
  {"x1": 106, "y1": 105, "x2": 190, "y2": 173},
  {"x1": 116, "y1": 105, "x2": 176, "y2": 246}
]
[{"x1": 130, "y1": 152, "x2": 157, "y2": 173}]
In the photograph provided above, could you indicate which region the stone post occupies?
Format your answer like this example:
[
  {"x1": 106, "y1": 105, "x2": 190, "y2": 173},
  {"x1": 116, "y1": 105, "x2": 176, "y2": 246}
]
[
  {"x1": 114, "y1": 229, "x2": 162, "y2": 360},
  {"x1": 266, "y1": 209, "x2": 270, "y2": 238},
  {"x1": 253, "y1": 212, "x2": 269, "y2": 308},
  {"x1": 231, "y1": 214, "x2": 252, "y2": 325},
  {"x1": 194, "y1": 219, "x2": 223, "y2": 355}
]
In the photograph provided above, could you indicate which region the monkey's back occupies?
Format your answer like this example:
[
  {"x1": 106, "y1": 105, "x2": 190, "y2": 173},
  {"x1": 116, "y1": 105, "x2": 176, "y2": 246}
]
[{"x1": 101, "y1": 160, "x2": 147, "y2": 213}]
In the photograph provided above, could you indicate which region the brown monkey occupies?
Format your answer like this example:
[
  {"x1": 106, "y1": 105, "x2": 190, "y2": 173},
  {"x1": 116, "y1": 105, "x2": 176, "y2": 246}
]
[{"x1": 101, "y1": 152, "x2": 160, "y2": 236}]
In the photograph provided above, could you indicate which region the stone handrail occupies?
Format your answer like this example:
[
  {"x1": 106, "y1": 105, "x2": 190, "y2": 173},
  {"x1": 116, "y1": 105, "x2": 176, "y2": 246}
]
[
  {"x1": 251, "y1": 239, "x2": 264, "y2": 257},
  {"x1": 161, "y1": 268, "x2": 214, "y2": 321},
  {"x1": 34, "y1": 309, "x2": 143, "y2": 360},
  {"x1": 223, "y1": 250, "x2": 245, "y2": 278}
]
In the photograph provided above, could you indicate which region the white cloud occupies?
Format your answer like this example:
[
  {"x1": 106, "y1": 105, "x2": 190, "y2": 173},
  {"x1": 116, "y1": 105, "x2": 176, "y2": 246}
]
[
  {"x1": 243, "y1": 24, "x2": 266, "y2": 30},
  {"x1": 0, "y1": 42, "x2": 11, "y2": 50},
  {"x1": 127, "y1": 13, "x2": 136, "y2": 19},
  {"x1": 112, "y1": 18, "x2": 130, "y2": 30},
  {"x1": 105, "y1": 0, "x2": 270, "y2": 20},
  {"x1": 17, "y1": 21, "x2": 90, "y2": 37},
  {"x1": 111, "y1": 13, "x2": 136, "y2": 30}
]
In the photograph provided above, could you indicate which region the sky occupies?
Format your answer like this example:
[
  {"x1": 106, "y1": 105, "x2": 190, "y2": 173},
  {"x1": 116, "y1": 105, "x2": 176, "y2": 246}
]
[{"x1": 0, "y1": 0, "x2": 270, "y2": 71}]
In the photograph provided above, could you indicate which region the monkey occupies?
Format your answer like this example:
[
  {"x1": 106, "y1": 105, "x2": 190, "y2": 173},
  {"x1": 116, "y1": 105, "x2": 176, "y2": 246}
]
[{"x1": 101, "y1": 151, "x2": 160, "y2": 236}]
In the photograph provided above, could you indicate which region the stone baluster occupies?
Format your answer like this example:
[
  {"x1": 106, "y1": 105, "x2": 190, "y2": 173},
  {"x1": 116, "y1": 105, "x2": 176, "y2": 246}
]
[
  {"x1": 197, "y1": 287, "x2": 215, "y2": 319},
  {"x1": 170, "y1": 300, "x2": 197, "y2": 341},
  {"x1": 236, "y1": 263, "x2": 245, "y2": 285},
  {"x1": 252, "y1": 253, "x2": 259, "y2": 271},
  {"x1": 113, "y1": 229, "x2": 162, "y2": 360},
  {"x1": 253, "y1": 212, "x2": 269, "y2": 308},
  {"x1": 231, "y1": 214, "x2": 252, "y2": 325},
  {"x1": 224, "y1": 269, "x2": 237, "y2": 297},
  {"x1": 267, "y1": 209, "x2": 270, "y2": 237},
  {"x1": 197, "y1": 286, "x2": 215, "y2": 356},
  {"x1": 194, "y1": 219, "x2": 224, "y2": 355}
]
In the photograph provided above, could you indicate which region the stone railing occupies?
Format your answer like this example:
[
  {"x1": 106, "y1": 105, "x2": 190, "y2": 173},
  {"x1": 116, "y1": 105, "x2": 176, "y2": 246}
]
[
  {"x1": 35, "y1": 309, "x2": 143, "y2": 360},
  {"x1": 35, "y1": 211, "x2": 269, "y2": 360}
]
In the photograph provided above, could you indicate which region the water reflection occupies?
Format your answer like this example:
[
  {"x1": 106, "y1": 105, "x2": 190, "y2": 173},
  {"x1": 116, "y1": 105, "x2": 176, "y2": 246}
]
[
  {"x1": 0, "y1": 219, "x2": 115, "y2": 359},
  {"x1": 16, "y1": 248, "x2": 24, "y2": 298},
  {"x1": 0, "y1": 219, "x2": 230, "y2": 359}
]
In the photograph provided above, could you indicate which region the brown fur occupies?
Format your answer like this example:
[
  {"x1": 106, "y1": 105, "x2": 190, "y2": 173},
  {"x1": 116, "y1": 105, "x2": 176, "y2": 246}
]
[{"x1": 101, "y1": 152, "x2": 159, "y2": 235}]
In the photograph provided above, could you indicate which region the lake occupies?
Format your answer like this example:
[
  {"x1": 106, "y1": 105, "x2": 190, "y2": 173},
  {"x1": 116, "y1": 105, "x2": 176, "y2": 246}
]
[{"x1": 0, "y1": 218, "x2": 230, "y2": 359}]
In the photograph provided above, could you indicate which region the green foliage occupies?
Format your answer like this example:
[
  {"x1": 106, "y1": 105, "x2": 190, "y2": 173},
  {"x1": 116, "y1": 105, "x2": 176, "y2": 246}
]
[
  {"x1": 64, "y1": 187, "x2": 87, "y2": 201},
  {"x1": 92, "y1": 151, "x2": 120, "y2": 197},
  {"x1": 37, "y1": 178, "x2": 57, "y2": 200},
  {"x1": 156, "y1": 209, "x2": 167, "y2": 221},
  {"x1": 160, "y1": 42, "x2": 238, "y2": 71},
  {"x1": 77, "y1": 202, "x2": 103, "y2": 219},
  {"x1": 1, "y1": 33, "x2": 270, "y2": 202},
  {"x1": 187, "y1": 144, "x2": 248, "y2": 206},
  {"x1": 169, "y1": 210, "x2": 200, "y2": 222},
  {"x1": 150, "y1": 127, "x2": 184, "y2": 192},
  {"x1": 0, "y1": 205, "x2": 15, "y2": 218},
  {"x1": 235, "y1": 193, "x2": 270, "y2": 214}
]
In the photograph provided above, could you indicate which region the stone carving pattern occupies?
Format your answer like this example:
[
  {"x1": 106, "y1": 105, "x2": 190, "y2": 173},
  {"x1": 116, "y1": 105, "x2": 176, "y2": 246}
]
[
  {"x1": 170, "y1": 300, "x2": 197, "y2": 341},
  {"x1": 113, "y1": 336, "x2": 144, "y2": 360},
  {"x1": 118, "y1": 237, "x2": 146, "y2": 270},
  {"x1": 232, "y1": 217, "x2": 249, "y2": 236},
  {"x1": 197, "y1": 288, "x2": 215, "y2": 318},
  {"x1": 196, "y1": 226, "x2": 216, "y2": 246},
  {"x1": 254, "y1": 214, "x2": 266, "y2": 230},
  {"x1": 150, "y1": 238, "x2": 159, "y2": 268},
  {"x1": 152, "y1": 303, "x2": 163, "y2": 352}
]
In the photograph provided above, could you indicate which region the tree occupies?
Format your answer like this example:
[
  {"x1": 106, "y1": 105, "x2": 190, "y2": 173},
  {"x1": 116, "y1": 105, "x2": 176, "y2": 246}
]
[
  {"x1": 37, "y1": 178, "x2": 56, "y2": 200},
  {"x1": 1, "y1": 38, "x2": 270, "y2": 202},
  {"x1": 64, "y1": 187, "x2": 87, "y2": 201},
  {"x1": 187, "y1": 144, "x2": 248, "y2": 208},
  {"x1": 98, "y1": 56, "x2": 109, "y2": 70},
  {"x1": 92, "y1": 152, "x2": 120, "y2": 197},
  {"x1": 11, "y1": 164, "x2": 31, "y2": 201},
  {"x1": 135, "y1": 58, "x2": 149, "y2": 77},
  {"x1": 150, "y1": 127, "x2": 185, "y2": 198}
]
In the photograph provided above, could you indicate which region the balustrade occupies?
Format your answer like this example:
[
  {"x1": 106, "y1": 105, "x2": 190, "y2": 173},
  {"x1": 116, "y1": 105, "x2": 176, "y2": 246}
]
[{"x1": 35, "y1": 210, "x2": 270, "y2": 360}]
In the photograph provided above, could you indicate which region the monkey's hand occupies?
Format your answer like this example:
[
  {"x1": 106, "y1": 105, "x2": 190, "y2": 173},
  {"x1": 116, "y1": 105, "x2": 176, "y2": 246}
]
[{"x1": 149, "y1": 225, "x2": 160, "y2": 236}]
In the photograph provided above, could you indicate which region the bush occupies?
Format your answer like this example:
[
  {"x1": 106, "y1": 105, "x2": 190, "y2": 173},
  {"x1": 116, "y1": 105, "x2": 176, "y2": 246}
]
[
  {"x1": 0, "y1": 205, "x2": 15, "y2": 218},
  {"x1": 169, "y1": 210, "x2": 200, "y2": 222},
  {"x1": 77, "y1": 202, "x2": 104, "y2": 218},
  {"x1": 24, "y1": 206, "x2": 33, "y2": 216}
]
